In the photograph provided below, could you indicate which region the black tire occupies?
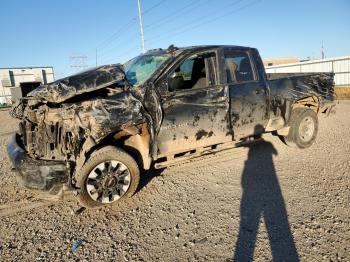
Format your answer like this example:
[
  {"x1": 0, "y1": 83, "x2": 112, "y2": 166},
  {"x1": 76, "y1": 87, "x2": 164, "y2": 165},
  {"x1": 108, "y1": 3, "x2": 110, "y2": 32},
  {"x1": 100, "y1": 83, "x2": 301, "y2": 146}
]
[
  {"x1": 284, "y1": 108, "x2": 318, "y2": 149},
  {"x1": 75, "y1": 146, "x2": 140, "y2": 208}
]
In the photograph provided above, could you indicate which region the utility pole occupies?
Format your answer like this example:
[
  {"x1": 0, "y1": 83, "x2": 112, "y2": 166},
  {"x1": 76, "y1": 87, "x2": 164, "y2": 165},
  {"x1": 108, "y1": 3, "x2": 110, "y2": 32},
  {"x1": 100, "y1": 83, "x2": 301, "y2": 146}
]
[
  {"x1": 137, "y1": 0, "x2": 145, "y2": 53},
  {"x1": 321, "y1": 41, "x2": 325, "y2": 59},
  {"x1": 95, "y1": 49, "x2": 98, "y2": 67},
  {"x1": 70, "y1": 55, "x2": 88, "y2": 72}
]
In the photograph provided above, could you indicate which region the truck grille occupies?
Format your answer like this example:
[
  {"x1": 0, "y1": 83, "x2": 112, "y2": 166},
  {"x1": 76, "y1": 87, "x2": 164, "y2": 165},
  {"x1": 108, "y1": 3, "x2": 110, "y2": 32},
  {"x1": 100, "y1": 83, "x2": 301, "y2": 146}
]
[{"x1": 20, "y1": 119, "x2": 75, "y2": 160}]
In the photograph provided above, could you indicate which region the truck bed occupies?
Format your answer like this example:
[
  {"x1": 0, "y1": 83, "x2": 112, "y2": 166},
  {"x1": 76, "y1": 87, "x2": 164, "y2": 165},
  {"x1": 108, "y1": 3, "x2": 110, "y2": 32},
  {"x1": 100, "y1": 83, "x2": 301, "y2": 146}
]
[{"x1": 267, "y1": 72, "x2": 335, "y2": 103}]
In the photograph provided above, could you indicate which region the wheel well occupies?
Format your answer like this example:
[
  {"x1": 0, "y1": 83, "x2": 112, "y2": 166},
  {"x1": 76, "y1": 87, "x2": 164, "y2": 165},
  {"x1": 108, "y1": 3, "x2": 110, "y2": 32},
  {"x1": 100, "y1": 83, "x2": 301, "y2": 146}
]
[
  {"x1": 291, "y1": 96, "x2": 320, "y2": 113},
  {"x1": 76, "y1": 123, "x2": 152, "y2": 174}
]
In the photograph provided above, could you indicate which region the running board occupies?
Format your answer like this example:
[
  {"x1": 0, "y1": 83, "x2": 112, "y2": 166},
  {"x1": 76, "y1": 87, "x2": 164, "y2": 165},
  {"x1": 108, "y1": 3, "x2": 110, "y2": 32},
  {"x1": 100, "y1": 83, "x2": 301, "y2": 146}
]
[{"x1": 154, "y1": 137, "x2": 261, "y2": 169}]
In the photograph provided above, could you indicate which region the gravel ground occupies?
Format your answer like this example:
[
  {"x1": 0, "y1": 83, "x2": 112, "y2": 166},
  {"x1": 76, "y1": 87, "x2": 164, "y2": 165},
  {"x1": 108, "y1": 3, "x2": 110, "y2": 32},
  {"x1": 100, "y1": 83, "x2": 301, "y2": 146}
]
[{"x1": 0, "y1": 102, "x2": 349, "y2": 261}]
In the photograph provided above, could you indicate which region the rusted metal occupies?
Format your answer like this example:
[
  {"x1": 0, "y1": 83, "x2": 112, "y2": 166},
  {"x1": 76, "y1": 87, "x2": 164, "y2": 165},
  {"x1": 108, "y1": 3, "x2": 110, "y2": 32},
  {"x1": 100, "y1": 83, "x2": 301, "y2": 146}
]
[{"x1": 123, "y1": 123, "x2": 151, "y2": 169}]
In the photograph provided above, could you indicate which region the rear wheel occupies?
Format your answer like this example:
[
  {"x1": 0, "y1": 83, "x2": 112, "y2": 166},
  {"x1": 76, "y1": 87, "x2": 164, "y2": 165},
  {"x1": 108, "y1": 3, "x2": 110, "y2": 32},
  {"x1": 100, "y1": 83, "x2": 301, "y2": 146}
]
[
  {"x1": 284, "y1": 108, "x2": 318, "y2": 149},
  {"x1": 75, "y1": 146, "x2": 140, "y2": 208}
]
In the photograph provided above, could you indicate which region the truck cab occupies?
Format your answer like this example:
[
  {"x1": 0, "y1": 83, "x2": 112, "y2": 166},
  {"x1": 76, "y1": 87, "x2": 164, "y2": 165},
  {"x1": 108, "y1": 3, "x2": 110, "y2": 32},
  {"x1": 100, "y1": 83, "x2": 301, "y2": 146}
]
[{"x1": 155, "y1": 46, "x2": 270, "y2": 158}]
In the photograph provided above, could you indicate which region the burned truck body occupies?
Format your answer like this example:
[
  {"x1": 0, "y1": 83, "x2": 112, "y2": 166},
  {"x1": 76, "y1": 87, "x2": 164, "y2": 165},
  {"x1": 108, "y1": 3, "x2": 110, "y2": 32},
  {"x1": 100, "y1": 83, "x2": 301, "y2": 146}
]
[{"x1": 8, "y1": 45, "x2": 335, "y2": 208}]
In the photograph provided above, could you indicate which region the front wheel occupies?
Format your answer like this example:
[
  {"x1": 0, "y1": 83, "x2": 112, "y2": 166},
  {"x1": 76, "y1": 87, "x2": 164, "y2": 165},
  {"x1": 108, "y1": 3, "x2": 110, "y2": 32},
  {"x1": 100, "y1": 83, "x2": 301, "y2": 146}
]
[
  {"x1": 283, "y1": 108, "x2": 318, "y2": 149},
  {"x1": 75, "y1": 146, "x2": 140, "y2": 208}
]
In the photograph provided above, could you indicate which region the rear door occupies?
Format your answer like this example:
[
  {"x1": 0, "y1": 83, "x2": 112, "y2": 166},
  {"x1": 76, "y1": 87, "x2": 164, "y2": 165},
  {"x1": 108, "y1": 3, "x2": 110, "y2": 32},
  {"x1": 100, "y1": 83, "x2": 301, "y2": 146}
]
[
  {"x1": 223, "y1": 48, "x2": 269, "y2": 138},
  {"x1": 156, "y1": 51, "x2": 232, "y2": 156}
]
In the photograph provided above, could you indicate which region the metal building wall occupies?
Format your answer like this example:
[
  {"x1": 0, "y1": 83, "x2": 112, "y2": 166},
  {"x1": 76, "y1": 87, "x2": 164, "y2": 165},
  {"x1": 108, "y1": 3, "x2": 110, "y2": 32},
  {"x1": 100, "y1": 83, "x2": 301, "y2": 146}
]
[
  {"x1": 265, "y1": 56, "x2": 350, "y2": 87},
  {"x1": 0, "y1": 67, "x2": 55, "y2": 103}
]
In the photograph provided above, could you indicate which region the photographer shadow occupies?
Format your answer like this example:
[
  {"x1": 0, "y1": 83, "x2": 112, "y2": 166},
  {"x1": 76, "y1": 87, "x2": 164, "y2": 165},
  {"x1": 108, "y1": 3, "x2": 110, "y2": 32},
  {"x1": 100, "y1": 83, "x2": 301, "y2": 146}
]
[{"x1": 233, "y1": 127, "x2": 299, "y2": 261}]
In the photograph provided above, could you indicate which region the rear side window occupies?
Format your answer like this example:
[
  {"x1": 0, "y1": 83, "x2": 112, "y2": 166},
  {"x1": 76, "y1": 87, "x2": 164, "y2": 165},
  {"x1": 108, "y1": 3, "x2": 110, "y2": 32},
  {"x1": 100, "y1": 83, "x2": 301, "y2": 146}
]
[{"x1": 224, "y1": 51, "x2": 255, "y2": 83}]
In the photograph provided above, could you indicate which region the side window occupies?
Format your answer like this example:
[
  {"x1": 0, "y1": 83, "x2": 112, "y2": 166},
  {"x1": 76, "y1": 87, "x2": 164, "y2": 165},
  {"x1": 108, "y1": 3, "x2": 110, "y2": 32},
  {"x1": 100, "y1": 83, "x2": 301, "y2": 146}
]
[
  {"x1": 224, "y1": 51, "x2": 255, "y2": 83},
  {"x1": 168, "y1": 53, "x2": 216, "y2": 92},
  {"x1": 178, "y1": 59, "x2": 194, "y2": 81}
]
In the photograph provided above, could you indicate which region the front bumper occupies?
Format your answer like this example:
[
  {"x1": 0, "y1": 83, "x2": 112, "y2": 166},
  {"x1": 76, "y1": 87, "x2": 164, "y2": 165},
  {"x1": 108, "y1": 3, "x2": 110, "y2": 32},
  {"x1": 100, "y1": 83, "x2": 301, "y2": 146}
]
[{"x1": 7, "y1": 134, "x2": 69, "y2": 192}]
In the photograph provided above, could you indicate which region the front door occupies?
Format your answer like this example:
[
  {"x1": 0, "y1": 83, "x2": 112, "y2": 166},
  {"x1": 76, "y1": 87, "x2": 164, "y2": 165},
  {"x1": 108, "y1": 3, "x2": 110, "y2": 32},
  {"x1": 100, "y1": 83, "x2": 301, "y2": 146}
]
[{"x1": 156, "y1": 51, "x2": 231, "y2": 156}]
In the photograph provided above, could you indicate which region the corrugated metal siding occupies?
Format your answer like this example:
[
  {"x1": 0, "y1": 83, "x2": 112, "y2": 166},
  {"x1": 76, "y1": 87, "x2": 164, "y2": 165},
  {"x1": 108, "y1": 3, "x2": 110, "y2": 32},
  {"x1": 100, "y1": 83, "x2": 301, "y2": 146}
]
[
  {"x1": 333, "y1": 59, "x2": 349, "y2": 73},
  {"x1": 266, "y1": 56, "x2": 350, "y2": 87},
  {"x1": 335, "y1": 73, "x2": 349, "y2": 86},
  {"x1": 301, "y1": 61, "x2": 333, "y2": 72}
]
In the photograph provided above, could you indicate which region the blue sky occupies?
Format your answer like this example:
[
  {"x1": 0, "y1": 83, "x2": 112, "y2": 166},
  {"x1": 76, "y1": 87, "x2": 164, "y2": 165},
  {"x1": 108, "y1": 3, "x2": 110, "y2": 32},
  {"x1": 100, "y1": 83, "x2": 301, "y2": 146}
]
[{"x1": 0, "y1": 0, "x2": 349, "y2": 78}]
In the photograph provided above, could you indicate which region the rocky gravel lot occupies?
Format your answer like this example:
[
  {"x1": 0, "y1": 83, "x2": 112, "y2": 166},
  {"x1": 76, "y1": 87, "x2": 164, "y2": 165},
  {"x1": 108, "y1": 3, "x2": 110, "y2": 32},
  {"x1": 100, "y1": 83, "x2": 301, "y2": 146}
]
[{"x1": 0, "y1": 101, "x2": 349, "y2": 261}]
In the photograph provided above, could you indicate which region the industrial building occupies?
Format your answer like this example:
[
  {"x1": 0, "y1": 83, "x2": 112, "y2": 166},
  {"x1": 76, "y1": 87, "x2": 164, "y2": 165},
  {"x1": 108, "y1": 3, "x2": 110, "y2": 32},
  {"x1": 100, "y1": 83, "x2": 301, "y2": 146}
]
[
  {"x1": 265, "y1": 56, "x2": 350, "y2": 98},
  {"x1": 263, "y1": 57, "x2": 300, "y2": 67},
  {"x1": 0, "y1": 67, "x2": 54, "y2": 105}
]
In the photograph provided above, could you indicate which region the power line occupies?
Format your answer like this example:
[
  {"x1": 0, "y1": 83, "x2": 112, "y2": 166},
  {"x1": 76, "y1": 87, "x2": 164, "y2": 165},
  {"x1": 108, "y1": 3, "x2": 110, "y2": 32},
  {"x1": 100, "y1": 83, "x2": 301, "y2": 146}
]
[
  {"x1": 96, "y1": 0, "x2": 168, "y2": 52},
  {"x1": 99, "y1": 44, "x2": 140, "y2": 65},
  {"x1": 146, "y1": 0, "x2": 245, "y2": 43},
  {"x1": 98, "y1": 1, "x2": 255, "y2": 65},
  {"x1": 147, "y1": 0, "x2": 260, "y2": 47},
  {"x1": 97, "y1": 33, "x2": 139, "y2": 61},
  {"x1": 94, "y1": 1, "x2": 169, "y2": 64},
  {"x1": 103, "y1": 1, "x2": 258, "y2": 64},
  {"x1": 137, "y1": 0, "x2": 169, "y2": 53},
  {"x1": 96, "y1": 19, "x2": 136, "y2": 51},
  {"x1": 143, "y1": 0, "x2": 204, "y2": 30},
  {"x1": 142, "y1": 0, "x2": 168, "y2": 15}
]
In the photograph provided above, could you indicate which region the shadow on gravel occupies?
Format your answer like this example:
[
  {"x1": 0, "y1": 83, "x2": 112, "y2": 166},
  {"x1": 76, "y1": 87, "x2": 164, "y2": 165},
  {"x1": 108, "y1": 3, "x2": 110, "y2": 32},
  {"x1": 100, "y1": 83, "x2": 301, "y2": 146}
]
[
  {"x1": 233, "y1": 126, "x2": 299, "y2": 261},
  {"x1": 136, "y1": 167, "x2": 165, "y2": 193}
]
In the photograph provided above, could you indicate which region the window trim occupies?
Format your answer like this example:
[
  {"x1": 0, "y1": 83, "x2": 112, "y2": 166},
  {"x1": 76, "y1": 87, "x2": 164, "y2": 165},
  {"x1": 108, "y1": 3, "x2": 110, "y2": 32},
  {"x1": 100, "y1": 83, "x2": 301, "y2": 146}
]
[{"x1": 223, "y1": 50, "x2": 259, "y2": 84}]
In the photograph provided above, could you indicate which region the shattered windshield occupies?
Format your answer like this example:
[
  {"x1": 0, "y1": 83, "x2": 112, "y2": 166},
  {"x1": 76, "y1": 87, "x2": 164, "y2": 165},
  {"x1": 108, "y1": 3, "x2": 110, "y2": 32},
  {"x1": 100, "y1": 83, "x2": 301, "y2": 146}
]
[{"x1": 124, "y1": 54, "x2": 169, "y2": 86}]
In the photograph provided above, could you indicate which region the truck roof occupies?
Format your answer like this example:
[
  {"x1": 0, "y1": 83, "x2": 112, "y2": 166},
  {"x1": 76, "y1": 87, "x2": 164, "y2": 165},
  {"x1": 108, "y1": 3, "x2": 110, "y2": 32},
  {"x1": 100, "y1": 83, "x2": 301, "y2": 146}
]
[{"x1": 145, "y1": 45, "x2": 254, "y2": 56}]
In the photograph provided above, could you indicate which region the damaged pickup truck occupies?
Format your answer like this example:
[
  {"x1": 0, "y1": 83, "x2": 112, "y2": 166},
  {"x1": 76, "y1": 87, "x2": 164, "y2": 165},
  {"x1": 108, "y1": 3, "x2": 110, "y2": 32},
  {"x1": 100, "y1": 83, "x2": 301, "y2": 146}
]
[{"x1": 8, "y1": 45, "x2": 335, "y2": 208}]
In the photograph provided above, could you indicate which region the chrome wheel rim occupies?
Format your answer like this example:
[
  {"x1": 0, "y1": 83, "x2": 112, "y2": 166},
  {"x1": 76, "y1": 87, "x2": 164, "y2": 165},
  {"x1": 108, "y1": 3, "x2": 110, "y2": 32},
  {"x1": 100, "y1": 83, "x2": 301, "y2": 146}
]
[
  {"x1": 298, "y1": 116, "x2": 315, "y2": 142},
  {"x1": 86, "y1": 160, "x2": 131, "y2": 204}
]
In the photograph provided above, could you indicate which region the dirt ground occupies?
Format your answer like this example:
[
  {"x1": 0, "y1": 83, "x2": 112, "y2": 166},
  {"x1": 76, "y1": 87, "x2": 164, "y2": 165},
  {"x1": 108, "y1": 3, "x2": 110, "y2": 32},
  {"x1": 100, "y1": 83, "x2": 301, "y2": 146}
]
[{"x1": 0, "y1": 102, "x2": 349, "y2": 261}]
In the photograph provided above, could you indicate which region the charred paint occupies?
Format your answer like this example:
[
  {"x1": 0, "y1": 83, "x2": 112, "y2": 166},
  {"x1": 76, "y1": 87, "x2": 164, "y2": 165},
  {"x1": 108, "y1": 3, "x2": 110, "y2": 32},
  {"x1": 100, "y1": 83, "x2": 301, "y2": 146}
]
[
  {"x1": 195, "y1": 130, "x2": 214, "y2": 140},
  {"x1": 194, "y1": 115, "x2": 200, "y2": 123},
  {"x1": 195, "y1": 130, "x2": 209, "y2": 140}
]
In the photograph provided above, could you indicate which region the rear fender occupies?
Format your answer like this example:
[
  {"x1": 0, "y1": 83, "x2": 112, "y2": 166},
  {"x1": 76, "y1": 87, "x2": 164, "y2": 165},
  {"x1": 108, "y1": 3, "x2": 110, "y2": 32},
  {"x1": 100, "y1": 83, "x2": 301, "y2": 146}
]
[
  {"x1": 291, "y1": 96, "x2": 320, "y2": 113},
  {"x1": 273, "y1": 96, "x2": 319, "y2": 136}
]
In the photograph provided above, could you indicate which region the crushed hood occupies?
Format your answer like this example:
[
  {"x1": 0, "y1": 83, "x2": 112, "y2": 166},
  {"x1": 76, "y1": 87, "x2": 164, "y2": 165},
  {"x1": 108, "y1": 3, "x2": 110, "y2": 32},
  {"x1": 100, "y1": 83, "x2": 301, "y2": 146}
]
[{"x1": 28, "y1": 64, "x2": 126, "y2": 103}]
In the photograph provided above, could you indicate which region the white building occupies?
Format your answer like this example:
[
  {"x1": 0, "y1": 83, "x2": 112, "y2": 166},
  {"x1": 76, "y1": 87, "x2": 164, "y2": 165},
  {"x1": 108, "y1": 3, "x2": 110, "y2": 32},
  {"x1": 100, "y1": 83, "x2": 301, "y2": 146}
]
[
  {"x1": 0, "y1": 67, "x2": 55, "y2": 104},
  {"x1": 265, "y1": 56, "x2": 350, "y2": 88}
]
